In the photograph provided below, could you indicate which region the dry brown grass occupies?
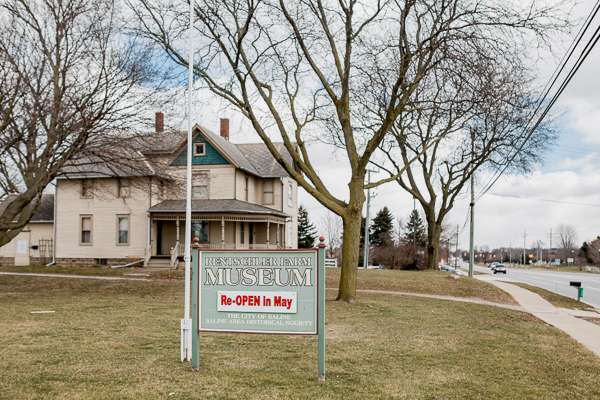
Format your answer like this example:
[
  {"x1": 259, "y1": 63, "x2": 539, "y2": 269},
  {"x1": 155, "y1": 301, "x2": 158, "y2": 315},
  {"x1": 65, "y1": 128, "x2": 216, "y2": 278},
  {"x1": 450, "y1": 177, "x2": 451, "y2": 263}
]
[{"x1": 326, "y1": 268, "x2": 516, "y2": 304}]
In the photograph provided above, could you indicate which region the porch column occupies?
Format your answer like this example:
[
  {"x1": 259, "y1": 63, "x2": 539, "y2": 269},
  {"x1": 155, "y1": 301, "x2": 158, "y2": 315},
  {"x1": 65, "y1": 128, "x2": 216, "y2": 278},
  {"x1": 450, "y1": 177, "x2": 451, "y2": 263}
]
[
  {"x1": 266, "y1": 220, "x2": 270, "y2": 248},
  {"x1": 176, "y1": 216, "x2": 180, "y2": 253},
  {"x1": 276, "y1": 223, "x2": 280, "y2": 248},
  {"x1": 283, "y1": 223, "x2": 286, "y2": 248},
  {"x1": 221, "y1": 217, "x2": 225, "y2": 249}
]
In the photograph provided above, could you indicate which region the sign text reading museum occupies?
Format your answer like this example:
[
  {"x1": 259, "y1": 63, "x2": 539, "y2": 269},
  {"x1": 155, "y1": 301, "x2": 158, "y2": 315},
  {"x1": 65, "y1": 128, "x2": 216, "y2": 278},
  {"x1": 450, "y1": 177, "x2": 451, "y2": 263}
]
[{"x1": 199, "y1": 250, "x2": 318, "y2": 334}]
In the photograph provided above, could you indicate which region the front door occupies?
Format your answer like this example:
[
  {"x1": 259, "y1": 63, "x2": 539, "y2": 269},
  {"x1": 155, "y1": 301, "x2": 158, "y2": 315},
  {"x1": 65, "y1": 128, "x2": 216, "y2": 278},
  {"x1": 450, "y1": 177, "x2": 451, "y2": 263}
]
[{"x1": 156, "y1": 221, "x2": 163, "y2": 255}]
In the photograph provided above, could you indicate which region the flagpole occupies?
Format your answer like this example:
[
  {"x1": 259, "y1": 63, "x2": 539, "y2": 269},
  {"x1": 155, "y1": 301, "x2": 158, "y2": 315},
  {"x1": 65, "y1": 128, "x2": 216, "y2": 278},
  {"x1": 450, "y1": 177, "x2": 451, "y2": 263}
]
[{"x1": 181, "y1": 0, "x2": 194, "y2": 362}]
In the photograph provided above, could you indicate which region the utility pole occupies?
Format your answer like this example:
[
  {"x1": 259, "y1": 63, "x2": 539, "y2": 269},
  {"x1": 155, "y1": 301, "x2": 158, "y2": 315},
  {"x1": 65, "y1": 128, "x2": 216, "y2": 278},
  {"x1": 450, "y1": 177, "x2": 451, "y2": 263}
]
[
  {"x1": 363, "y1": 169, "x2": 376, "y2": 269},
  {"x1": 547, "y1": 228, "x2": 553, "y2": 267},
  {"x1": 522, "y1": 230, "x2": 527, "y2": 267},
  {"x1": 509, "y1": 242, "x2": 511, "y2": 265},
  {"x1": 455, "y1": 224, "x2": 459, "y2": 268},
  {"x1": 469, "y1": 174, "x2": 475, "y2": 277}
]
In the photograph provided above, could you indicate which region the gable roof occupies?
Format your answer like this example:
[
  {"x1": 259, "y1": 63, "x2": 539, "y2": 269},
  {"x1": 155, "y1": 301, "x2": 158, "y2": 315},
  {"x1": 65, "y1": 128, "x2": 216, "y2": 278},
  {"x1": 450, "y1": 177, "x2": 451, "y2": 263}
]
[
  {"x1": 59, "y1": 124, "x2": 295, "y2": 179},
  {"x1": 237, "y1": 143, "x2": 291, "y2": 177},
  {"x1": 0, "y1": 194, "x2": 54, "y2": 223}
]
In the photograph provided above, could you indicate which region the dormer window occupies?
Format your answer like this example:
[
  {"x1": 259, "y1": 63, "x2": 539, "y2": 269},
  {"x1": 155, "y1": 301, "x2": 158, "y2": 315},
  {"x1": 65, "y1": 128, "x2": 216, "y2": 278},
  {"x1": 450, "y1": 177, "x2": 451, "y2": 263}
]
[{"x1": 193, "y1": 143, "x2": 205, "y2": 156}]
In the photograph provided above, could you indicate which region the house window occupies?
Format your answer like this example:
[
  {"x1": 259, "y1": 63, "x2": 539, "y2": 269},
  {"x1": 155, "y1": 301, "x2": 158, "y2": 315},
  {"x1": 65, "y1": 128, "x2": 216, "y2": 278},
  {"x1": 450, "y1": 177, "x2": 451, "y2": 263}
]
[
  {"x1": 263, "y1": 180, "x2": 274, "y2": 205},
  {"x1": 193, "y1": 143, "x2": 205, "y2": 156},
  {"x1": 80, "y1": 216, "x2": 92, "y2": 245},
  {"x1": 191, "y1": 221, "x2": 208, "y2": 242},
  {"x1": 118, "y1": 179, "x2": 131, "y2": 198},
  {"x1": 81, "y1": 179, "x2": 93, "y2": 198},
  {"x1": 192, "y1": 172, "x2": 208, "y2": 199},
  {"x1": 244, "y1": 176, "x2": 249, "y2": 201},
  {"x1": 117, "y1": 216, "x2": 129, "y2": 245},
  {"x1": 288, "y1": 183, "x2": 293, "y2": 207}
]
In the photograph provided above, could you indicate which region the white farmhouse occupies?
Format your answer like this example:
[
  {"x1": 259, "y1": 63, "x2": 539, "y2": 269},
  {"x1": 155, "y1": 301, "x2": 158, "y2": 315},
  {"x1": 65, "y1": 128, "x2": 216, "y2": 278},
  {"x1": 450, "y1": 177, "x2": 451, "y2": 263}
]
[{"x1": 0, "y1": 114, "x2": 299, "y2": 268}]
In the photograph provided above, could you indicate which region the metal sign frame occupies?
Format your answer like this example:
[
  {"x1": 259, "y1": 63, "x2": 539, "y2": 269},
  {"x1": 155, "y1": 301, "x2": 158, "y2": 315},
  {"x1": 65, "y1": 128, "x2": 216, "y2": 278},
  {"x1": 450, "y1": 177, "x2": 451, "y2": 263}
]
[
  {"x1": 190, "y1": 237, "x2": 327, "y2": 381},
  {"x1": 197, "y1": 248, "x2": 318, "y2": 335}
]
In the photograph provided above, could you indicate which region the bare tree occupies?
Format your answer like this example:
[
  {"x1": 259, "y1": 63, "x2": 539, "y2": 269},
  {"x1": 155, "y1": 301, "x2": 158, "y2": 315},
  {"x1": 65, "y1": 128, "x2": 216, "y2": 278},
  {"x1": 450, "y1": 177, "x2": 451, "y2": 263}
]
[
  {"x1": 130, "y1": 0, "x2": 569, "y2": 301},
  {"x1": 375, "y1": 46, "x2": 558, "y2": 269},
  {"x1": 0, "y1": 0, "x2": 163, "y2": 247},
  {"x1": 582, "y1": 237, "x2": 600, "y2": 265},
  {"x1": 556, "y1": 224, "x2": 577, "y2": 262},
  {"x1": 532, "y1": 239, "x2": 544, "y2": 262},
  {"x1": 320, "y1": 210, "x2": 342, "y2": 259}
]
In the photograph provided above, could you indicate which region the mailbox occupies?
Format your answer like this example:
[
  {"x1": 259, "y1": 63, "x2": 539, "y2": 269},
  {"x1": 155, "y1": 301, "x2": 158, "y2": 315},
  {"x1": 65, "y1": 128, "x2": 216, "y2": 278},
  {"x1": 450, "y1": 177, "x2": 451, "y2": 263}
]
[{"x1": 570, "y1": 282, "x2": 583, "y2": 301}]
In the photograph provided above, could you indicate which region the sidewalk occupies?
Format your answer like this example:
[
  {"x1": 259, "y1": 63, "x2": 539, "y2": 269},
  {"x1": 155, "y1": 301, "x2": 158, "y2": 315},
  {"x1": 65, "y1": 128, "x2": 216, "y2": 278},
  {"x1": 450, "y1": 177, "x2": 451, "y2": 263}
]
[{"x1": 478, "y1": 277, "x2": 600, "y2": 358}]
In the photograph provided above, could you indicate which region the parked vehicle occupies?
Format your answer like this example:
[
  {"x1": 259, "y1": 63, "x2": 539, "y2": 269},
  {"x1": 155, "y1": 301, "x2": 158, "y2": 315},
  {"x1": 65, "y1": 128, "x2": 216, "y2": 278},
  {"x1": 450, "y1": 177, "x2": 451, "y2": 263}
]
[
  {"x1": 493, "y1": 264, "x2": 507, "y2": 274},
  {"x1": 447, "y1": 268, "x2": 465, "y2": 276},
  {"x1": 439, "y1": 264, "x2": 464, "y2": 276}
]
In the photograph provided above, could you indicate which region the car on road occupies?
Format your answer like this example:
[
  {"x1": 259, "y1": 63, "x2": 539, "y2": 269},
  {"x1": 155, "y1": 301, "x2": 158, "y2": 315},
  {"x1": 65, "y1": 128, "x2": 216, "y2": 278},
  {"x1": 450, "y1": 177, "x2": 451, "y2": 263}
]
[
  {"x1": 489, "y1": 262, "x2": 499, "y2": 269},
  {"x1": 493, "y1": 264, "x2": 507, "y2": 274}
]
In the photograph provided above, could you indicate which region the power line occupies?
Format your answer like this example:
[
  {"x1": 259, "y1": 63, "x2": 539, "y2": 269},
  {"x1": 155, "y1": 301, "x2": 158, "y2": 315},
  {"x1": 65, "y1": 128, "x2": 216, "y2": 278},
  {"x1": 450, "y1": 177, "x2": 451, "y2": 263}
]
[
  {"x1": 487, "y1": 192, "x2": 600, "y2": 207},
  {"x1": 474, "y1": 1, "x2": 600, "y2": 202}
]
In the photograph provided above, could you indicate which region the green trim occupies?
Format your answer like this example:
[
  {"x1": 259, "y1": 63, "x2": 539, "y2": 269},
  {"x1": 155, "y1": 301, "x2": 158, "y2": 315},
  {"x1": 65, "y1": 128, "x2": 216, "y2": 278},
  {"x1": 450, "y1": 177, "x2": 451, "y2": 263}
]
[{"x1": 170, "y1": 134, "x2": 229, "y2": 166}]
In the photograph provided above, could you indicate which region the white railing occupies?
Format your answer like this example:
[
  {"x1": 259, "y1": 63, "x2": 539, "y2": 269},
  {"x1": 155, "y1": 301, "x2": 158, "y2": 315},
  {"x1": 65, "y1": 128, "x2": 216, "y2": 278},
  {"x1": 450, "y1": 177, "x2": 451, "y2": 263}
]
[
  {"x1": 325, "y1": 258, "x2": 338, "y2": 268},
  {"x1": 175, "y1": 243, "x2": 282, "y2": 255},
  {"x1": 170, "y1": 245, "x2": 180, "y2": 269},
  {"x1": 143, "y1": 245, "x2": 152, "y2": 268}
]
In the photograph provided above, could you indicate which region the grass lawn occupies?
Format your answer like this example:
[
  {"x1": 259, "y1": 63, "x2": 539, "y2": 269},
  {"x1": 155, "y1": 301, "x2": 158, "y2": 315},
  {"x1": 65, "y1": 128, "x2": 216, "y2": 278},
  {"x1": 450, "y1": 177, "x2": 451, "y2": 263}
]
[
  {"x1": 509, "y1": 282, "x2": 596, "y2": 311},
  {"x1": 326, "y1": 268, "x2": 516, "y2": 304},
  {"x1": 0, "y1": 264, "x2": 186, "y2": 280},
  {"x1": 1, "y1": 271, "x2": 600, "y2": 399}
]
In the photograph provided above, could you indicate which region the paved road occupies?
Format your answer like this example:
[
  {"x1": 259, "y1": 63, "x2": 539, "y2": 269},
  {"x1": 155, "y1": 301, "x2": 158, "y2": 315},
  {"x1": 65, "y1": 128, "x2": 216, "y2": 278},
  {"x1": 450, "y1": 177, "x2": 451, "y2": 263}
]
[{"x1": 459, "y1": 261, "x2": 600, "y2": 309}]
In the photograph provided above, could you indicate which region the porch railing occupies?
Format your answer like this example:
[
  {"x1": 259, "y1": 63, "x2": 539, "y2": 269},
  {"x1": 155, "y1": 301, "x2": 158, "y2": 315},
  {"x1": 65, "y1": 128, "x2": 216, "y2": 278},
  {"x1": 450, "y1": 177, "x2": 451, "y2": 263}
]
[
  {"x1": 170, "y1": 245, "x2": 180, "y2": 269},
  {"x1": 143, "y1": 245, "x2": 152, "y2": 268},
  {"x1": 173, "y1": 243, "x2": 283, "y2": 256}
]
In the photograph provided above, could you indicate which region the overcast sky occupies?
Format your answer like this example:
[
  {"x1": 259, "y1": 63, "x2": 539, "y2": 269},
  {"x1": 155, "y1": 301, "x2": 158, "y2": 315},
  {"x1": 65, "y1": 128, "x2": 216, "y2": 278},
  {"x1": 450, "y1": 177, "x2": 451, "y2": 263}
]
[
  {"x1": 187, "y1": 0, "x2": 600, "y2": 253},
  {"x1": 295, "y1": 0, "x2": 600, "y2": 253}
]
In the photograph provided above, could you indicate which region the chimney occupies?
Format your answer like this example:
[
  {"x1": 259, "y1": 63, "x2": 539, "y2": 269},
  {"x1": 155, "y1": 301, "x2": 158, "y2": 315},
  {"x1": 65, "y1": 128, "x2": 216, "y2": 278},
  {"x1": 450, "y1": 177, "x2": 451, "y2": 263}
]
[
  {"x1": 220, "y1": 118, "x2": 229, "y2": 140},
  {"x1": 155, "y1": 112, "x2": 164, "y2": 133}
]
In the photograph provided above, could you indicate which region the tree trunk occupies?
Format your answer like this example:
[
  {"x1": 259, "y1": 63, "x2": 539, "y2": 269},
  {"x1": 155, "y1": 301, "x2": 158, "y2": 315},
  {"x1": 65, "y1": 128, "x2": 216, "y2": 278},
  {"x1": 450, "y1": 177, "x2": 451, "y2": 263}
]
[
  {"x1": 426, "y1": 218, "x2": 442, "y2": 270},
  {"x1": 337, "y1": 211, "x2": 363, "y2": 303}
]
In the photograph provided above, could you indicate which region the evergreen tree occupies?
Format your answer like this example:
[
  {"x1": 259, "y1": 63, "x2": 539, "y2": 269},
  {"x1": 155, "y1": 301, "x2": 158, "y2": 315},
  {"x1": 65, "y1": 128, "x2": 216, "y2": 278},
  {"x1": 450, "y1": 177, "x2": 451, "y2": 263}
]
[
  {"x1": 297, "y1": 205, "x2": 318, "y2": 248},
  {"x1": 370, "y1": 207, "x2": 394, "y2": 247},
  {"x1": 404, "y1": 209, "x2": 427, "y2": 247}
]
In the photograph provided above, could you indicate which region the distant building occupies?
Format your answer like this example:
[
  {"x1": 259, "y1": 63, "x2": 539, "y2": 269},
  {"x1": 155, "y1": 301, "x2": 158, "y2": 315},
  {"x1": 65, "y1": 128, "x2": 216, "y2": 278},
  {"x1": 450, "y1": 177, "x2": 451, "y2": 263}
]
[{"x1": 0, "y1": 115, "x2": 298, "y2": 267}]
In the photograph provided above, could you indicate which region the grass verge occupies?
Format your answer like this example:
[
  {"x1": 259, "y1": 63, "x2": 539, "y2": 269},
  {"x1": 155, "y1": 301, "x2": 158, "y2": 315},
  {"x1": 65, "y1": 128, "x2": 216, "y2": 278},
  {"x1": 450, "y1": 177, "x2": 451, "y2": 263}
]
[
  {"x1": 509, "y1": 282, "x2": 595, "y2": 311},
  {"x1": 3, "y1": 265, "x2": 515, "y2": 304},
  {"x1": 1, "y1": 274, "x2": 599, "y2": 399},
  {"x1": 0, "y1": 264, "x2": 186, "y2": 279},
  {"x1": 326, "y1": 268, "x2": 516, "y2": 304}
]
